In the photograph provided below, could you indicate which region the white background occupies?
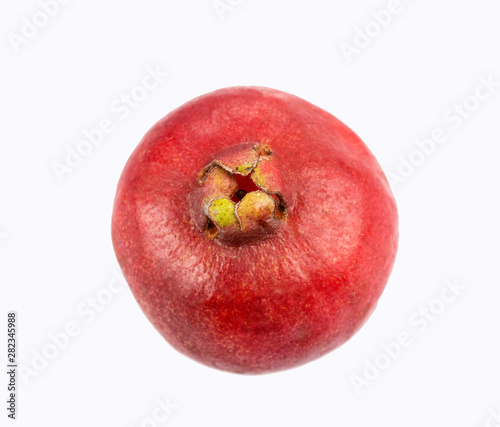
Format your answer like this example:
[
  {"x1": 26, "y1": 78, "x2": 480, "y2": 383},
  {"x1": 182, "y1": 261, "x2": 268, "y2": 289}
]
[{"x1": 1, "y1": 0, "x2": 500, "y2": 426}]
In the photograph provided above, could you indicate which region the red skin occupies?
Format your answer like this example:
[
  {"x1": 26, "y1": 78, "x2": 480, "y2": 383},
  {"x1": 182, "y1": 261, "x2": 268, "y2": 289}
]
[{"x1": 112, "y1": 87, "x2": 398, "y2": 374}]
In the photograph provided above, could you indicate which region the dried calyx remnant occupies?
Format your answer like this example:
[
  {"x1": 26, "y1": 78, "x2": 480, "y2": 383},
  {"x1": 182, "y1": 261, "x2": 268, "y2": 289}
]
[{"x1": 196, "y1": 143, "x2": 287, "y2": 245}]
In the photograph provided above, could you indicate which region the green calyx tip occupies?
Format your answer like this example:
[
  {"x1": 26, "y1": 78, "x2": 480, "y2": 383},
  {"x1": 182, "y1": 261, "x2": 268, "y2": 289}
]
[
  {"x1": 233, "y1": 161, "x2": 255, "y2": 175},
  {"x1": 208, "y1": 198, "x2": 238, "y2": 228}
]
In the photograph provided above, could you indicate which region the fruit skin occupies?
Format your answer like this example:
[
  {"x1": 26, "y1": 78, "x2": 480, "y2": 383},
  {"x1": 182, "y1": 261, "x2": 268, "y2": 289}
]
[{"x1": 112, "y1": 86, "x2": 398, "y2": 374}]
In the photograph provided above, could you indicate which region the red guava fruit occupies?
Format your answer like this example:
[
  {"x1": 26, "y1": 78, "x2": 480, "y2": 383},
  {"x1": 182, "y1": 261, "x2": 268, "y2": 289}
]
[{"x1": 111, "y1": 86, "x2": 398, "y2": 374}]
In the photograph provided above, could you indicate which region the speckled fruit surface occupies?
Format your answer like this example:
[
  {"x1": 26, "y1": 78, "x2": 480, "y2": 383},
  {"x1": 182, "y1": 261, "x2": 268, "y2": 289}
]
[{"x1": 111, "y1": 86, "x2": 398, "y2": 374}]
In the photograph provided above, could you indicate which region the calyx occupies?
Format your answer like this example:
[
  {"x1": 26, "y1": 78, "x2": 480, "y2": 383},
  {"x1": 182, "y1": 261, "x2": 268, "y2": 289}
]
[{"x1": 194, "y1": 143, "x2": 287, "y2": 245}]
